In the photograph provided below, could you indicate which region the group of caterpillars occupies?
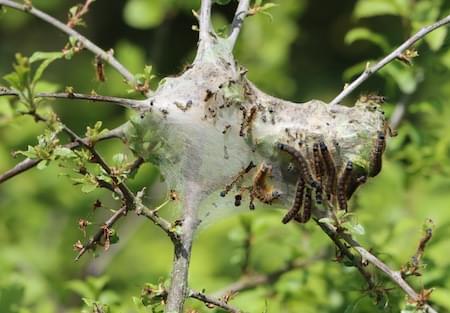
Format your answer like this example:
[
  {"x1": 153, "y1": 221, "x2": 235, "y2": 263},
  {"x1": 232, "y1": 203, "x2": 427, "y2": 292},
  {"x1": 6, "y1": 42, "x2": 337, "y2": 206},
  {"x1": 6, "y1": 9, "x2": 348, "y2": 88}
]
[
  {"x1": 220, "y1": 131, "x2": 387, "y2": 224},
  {"x1": 278, "y1": 131, "x2": 386, "y2": 224}
]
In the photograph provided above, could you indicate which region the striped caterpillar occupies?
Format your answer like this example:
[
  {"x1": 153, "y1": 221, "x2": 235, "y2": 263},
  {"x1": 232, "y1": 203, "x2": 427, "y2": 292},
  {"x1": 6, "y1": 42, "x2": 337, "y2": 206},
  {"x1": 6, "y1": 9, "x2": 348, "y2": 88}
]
[
  {"x1": 282, "y1": 178, "x2": 305, "y2": 224},
  {"x1": 337, "y1": 161, "x2": 353, "y2": 211},
  {"x1": 369, "y1": 131, "x2": 386, "y2": 177}
]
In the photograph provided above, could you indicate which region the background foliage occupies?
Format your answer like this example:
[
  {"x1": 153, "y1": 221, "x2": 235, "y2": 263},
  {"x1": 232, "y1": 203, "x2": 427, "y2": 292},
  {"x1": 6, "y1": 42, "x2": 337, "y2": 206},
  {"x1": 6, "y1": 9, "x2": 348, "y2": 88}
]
[{"x1": 0, "y1": 0, "x2": 449, "y2": 312}]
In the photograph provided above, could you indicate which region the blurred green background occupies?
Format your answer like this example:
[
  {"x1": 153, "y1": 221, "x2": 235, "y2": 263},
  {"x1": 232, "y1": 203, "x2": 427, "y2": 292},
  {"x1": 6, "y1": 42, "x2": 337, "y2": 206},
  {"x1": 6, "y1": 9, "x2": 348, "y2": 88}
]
[{"x1": 1, "y1": 0, "x2": 450, "y2": 312}]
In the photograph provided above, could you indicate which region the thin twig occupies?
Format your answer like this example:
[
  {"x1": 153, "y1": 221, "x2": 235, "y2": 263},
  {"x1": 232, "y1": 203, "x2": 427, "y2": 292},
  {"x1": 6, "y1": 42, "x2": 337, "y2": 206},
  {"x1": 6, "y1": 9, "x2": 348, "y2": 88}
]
[
  {"x1": 319, "y1": 222, "x2": 438, "y2": 313},
  {"x1": 0, "y1": 88, "x2": 146, "y2": 110},
  {"x1": 389, "y1": 93, "x2": 410, "y2": 130},
  {"x1": 0, "y1": 0, "x2": 135, "y2": 84},
  {"x1": 329, "y1": 14, "x2": 450, "y2": 106},
  {"x1": 66, "y1": 0, "x2": 95, "y2": 29},
  {"x1": 228, "y1": 0, "x2": 251, "y2": 49},
  {"x1": 189, "y1": 289, "x2": 241, "y2": 313},
  {"x1": 75, "y1": 206, "x2": 127, "y2": 260}
]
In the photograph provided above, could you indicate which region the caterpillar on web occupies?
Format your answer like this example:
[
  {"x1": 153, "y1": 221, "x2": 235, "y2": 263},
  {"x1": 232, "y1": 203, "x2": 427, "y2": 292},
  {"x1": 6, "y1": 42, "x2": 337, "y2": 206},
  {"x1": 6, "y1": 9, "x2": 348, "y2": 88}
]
[
  {"x1": 319, "y1": 141, "x2": 336, "y2": 199},
  {"x1": 277, "y1": 143, "x2": 320, "y2": 190},
  {"x1": 282, "y1": 178, "x2": 305, "y2": 224},
  {"x1": 337, "y1": 161, "x2": 353, "y2": 211},
  {"x1": 369, "y1": 131, "x2": 386, "y2": 177}
]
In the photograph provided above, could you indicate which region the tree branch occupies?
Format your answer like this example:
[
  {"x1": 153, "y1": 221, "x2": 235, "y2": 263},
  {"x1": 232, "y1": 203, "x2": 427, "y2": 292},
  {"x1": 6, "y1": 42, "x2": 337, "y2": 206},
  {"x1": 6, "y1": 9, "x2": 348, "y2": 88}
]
[
  {"x1": 329, "y1": 14, "x2": 450, "y2": 106},
  {"x1": 0, "y1": 126, "x2": 125, "y2": 185},
  {"x1": 0, "y1": 87, "x2": 146, "y2": 110},
  {"x1": 165, "y1": 183, "x2": 201, "y2": 312},
  {"x1": 228, "y1": 0, "x2": 251, "y2": 49},
  {"x1": 315, "y1": 220, "x2": 378, "y2": 291},
  {"x1": 0, "y1": 0, "x2": 135, "y2": 84},
  {"x1": 199, "y1": 0, "x2": 213, "y2": 42},
  {"x1": 189, "y1": 289, "x2": 241, "y2": 313},
  {"x1": 318, "y1": 221, "x2": 438, "y2": 313}
]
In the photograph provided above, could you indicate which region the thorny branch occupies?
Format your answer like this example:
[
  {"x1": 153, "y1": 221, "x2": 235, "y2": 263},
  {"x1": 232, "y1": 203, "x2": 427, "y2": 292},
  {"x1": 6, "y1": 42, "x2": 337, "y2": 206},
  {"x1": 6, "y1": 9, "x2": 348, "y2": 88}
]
[
  {"x1": 0, "y1": 0, "x2": 136, "y2": 84},
  {"x1": 228, "y1": 0, "x2": 251, "y2": 49},
  {"x1": 329, "y1": 14, "x2": 450, "y2": 106},
  {"x1": 318, "y1": 221, "x2": 438, "y2": 313},
  {"x1": 0, "y1": 87, "x2": 146, "y2": 110}
]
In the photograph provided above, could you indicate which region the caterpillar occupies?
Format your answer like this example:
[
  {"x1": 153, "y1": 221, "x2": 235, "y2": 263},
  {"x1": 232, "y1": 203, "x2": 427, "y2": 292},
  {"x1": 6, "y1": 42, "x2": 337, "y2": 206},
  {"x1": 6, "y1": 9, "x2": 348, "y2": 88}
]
[
  {"x1": 282, "y1": 178, "x2": 305, "y2": 224},
  {"x1": 252, "y1": 162, "x2": 281, "y2": 204},
  {"x1": 295, "y1": 187, "x2": 312, "y2": 223},
  {"x1": 239, "y1": 106, "x2": 257, "y2": 136},
  {"x1": 319, "y1": 141, "x2": 336, "y2": 199},
  {"x1": 94, "y1": 55, "x2": 105, "y2": 82},
  {"x1": 277, "y1": 143, "x2": 320, "y2": 190},
  {"x1": 312, "y1": 143, "x2": 324, "y2": 184},
  {"x1": 346, "y1": 175, "x2": 367, "y2": 200},
  {"x1": 337, "y1": 161, "x2": 353, "y2": 211},
  {"x1": 369, "y1": 131, "x2": 386, "y2": 177},
  {"x1": 312, "y1": 142, "x2": 325, "y2": 205}
]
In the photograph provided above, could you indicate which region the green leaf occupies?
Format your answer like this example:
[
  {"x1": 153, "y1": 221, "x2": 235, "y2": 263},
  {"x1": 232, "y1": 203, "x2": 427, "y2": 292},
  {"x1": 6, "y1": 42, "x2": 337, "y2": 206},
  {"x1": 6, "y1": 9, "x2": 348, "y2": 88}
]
[
  {"x1": 214, "y1": 0, "x2": 232, "y2": 4},
  {"x1": 29, "y1": 51, "x2": 63, "y2": 64},
  {"x1": 381, "y1": 63, "x2": 418, "y2": 94},
  {"x1": 81, "y1": 183, "x2": 97, "y2": 193},
  {"x1": 3, "y1": 72, "x2": 21, "y2": 90},
  {"x1": 318, "y1": 217, "x2": 334, "y2": 224},
  {"x1": 344, "y1": 27, "x2": 390, "y2": 52},
  {"x1": 112, "y1": 153, "x2": 127, "y2": 166},
  {"x1": 66, "y1": 280, "x2": 96, "y2": 299},
  {"x1": 425, "y1": 27, "x2": 448, "y2": 51},
  {"x1": 123, "y1": 0, "x2": 165, "y2": 29},
  {"x1": 31, "y1": 53, "x2": 63, "y2": 86},
  {"x1": 0, "y1": 284, "x2": 25, "y2": 312},
  {"x1": 36, "y1": 159, "x2": 49, "y2": 170},
  {"x1": 54, "y1": 147, "x2": 76, "y2": 159},
  {"x1": 354, "y1": 0, "x2": 401, "y2": 18},
  {"x1": 87, "y1": 276, "x2": 110, "y2": 293}
]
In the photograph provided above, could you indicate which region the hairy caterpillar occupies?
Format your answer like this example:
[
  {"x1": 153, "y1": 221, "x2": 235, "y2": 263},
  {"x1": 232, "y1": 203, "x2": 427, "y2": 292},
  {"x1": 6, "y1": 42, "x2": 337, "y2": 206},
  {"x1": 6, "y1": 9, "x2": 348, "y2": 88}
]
[
  {"x1": 282, "y1": 178, "x2": 305, "y2": 224},
  {"x1": 319, "y1": 141, "x2": 336, "y2": 200},
  {"x1": 337, "y1": 161, "x2": 353, "y2": 211},
  {"x1": 277, "y1": 143, "x2": 320, "y2": 190},
  {"x1": 369, "y1": 131, "x2": 386, "y2": 177},
  {"x1": 252, "y1": 162, "x2": 281, "y2": 204},
  {"x1": 295, "y1": 187, "x2": 312, "y2": 223}
]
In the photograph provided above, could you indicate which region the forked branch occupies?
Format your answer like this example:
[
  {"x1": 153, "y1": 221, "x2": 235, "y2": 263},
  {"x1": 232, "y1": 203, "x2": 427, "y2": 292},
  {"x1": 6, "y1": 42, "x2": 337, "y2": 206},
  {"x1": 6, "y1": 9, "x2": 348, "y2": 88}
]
[
  {"x1": 0, "y1": 0, "x2": 135, "y2": 84},
  {"x1": 329, "y1": 14, "x2": 450, "y2": 106}
]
